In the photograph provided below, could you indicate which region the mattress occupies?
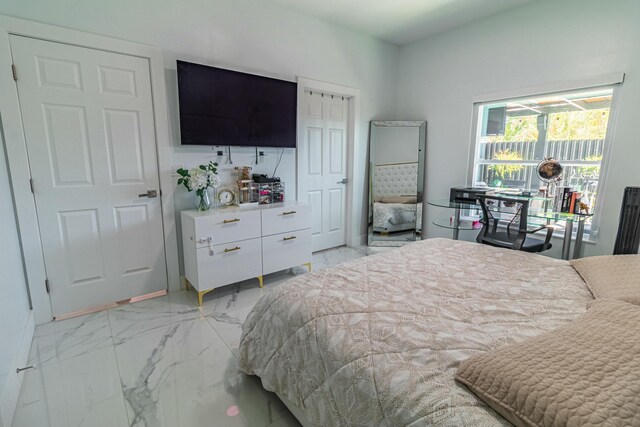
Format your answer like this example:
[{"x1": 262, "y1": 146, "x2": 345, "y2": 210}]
[{"x1": 238, "y1": 238, "x2": 593, "y2": 426}]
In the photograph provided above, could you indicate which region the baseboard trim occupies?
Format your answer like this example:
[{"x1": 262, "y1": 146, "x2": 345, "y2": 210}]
[{"x1": 0, "y1": 310, "x2": 35, "y2": 427}]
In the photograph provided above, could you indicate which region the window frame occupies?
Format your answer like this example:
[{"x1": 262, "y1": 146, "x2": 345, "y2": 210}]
[{"x1": 466, "y1": 77, "x2": 624, "y2": 243}]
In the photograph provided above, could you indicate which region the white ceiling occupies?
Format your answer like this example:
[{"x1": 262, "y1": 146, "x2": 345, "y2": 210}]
[{"x1": 272, "y1": 0, "x2": 537, "y2": 45}]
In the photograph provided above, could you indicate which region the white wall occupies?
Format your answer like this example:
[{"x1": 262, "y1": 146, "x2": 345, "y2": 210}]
[
  {"x1": 0, "y1": 132, "x2": 33, "y2": 427},
  {"x1": 0, "y1": 0, "x2": 400, "y2": 270},
  {"x1": 397, "y1": 0, "x2": 640, "y2": 256}
]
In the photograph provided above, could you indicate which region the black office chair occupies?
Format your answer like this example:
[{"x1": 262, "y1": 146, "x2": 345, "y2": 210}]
[{"x1": 476, "y1": 195, "x2": 553, "y2": 253}]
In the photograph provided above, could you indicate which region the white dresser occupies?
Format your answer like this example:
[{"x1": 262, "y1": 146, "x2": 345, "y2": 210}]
[{"x1": 181, "y1": 202, "x2": 312, "y2": 304}]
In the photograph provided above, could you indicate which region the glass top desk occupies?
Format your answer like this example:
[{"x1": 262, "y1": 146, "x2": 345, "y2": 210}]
[{"x1": 427, "y1": 197, "x2": 592, "y2": 260}]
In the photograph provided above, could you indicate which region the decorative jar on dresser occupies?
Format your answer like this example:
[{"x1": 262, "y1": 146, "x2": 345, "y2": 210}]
[{"x1": 181, "y1": 202, "x2": 312, "y2": 305}]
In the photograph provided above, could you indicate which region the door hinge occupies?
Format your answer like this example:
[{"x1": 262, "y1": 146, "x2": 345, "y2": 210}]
[
  {"x1": 29, "y1": 178, "x2": 34, "y2": 193},
  {"x1": 11, "y1": 64, "x2": 17, "y2": 81},
  {"x1": 45, "y1": 279, "x2": 50, "y2": 293}
]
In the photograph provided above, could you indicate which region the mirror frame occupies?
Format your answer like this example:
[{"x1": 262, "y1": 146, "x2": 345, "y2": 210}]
[{"x1": 367, "y1": 120, "x2": 427, "y2": 246}]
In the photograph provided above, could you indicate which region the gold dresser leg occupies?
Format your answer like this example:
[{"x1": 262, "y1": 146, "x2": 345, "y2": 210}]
[
  {"x1": 257, "y1": 275, "x2": 264, "y2": 288},
  {"x1": 197, "y1": 291, "x2": 203, "y2": 306},
  {"x1": 197, "y1": 289, "x2": 214, "y2": 306},
  {"x1": 184, "y1": 279, "x2": 190, "y2": 291},
  {"x1": 304, "y1": 262, "x2": 312, "y2": 272}
]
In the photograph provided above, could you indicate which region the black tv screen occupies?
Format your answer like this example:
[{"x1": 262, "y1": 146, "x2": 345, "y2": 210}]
[{"x1": 177, "y1": 60, "x2": 297, "y2": 148}]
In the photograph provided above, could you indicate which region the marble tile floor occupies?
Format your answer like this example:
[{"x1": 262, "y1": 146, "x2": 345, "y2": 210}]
[{"x1": 13, "y1": 245, "x2": 372, "y2": 427}]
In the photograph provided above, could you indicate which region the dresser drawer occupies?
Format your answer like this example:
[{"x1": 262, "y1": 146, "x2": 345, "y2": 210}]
[
  {"x1": 195, "y1": 210, "x2": 261, "y2": 247},
  {"x1": 261, "y1": 204, "x2": 311, "y2": 236},
  {"x1": 262, "y1": 229, "x2": 311, "y2": 275},
  {"x1": 195, "y1": 238, "x2": 262, "y2": 291}
]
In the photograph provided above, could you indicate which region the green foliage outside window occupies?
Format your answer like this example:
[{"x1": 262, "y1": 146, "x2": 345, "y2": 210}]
[
  {"x1": 483, "y1": 109, "x2": 609, "y2": 143},
  {"x1": 488, "y1": 149, "x2": 524, "y2": 179},
  {"x1": 485, "y1": 116, "x2": 538, "y2": 142},
  {"x1": 577, "y1": 155, "x2": 603, "y2": 176},
  {"x1": 547, "y1": 110, "x2": 609, "y2": 140}
]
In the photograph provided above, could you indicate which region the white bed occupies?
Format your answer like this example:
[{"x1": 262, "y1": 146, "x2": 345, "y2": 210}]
[{"x1": 238, "y1": 238, "x2": 593, "y2": 426}]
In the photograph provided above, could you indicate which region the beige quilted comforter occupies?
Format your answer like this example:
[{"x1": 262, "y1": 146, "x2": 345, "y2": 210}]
[{"x1": 238, "y1": 238, "x2": 594, "y2": 426}]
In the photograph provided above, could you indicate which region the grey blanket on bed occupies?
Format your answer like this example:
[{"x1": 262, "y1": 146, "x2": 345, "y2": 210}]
[{"x1": 239, "y1": 238, "x2": 593, "y2": 426}]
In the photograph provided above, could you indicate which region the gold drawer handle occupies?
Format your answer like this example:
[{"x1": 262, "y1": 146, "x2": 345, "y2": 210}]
[
  {"x1": 224, "y1": 246, "x2": 241, "y2": 253},
  {"x1": 283, "y1": 236, "x2": 297, "y2": 241},
  {"x1": 223, "y1": 218, "x2": 240, "y2": 224},
  {"x1": 282, "y1": 211, "x2": 296, "y2": 215}
]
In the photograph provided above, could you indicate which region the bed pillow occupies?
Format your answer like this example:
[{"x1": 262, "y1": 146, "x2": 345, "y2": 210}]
[
  {"x1": 378, "y1": 195, "x2": 417, "y2": 204},
  {"x1": 455, "y1": 298, "x2": 640, "y2": 427},
  {"x1": 570, "y1": 254, "x2": 640, "y2": 305}
]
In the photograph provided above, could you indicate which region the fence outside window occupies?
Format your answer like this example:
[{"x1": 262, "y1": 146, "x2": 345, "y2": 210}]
[{"x1": 474, "y1": 138, "x2": 604, "y2": 207}]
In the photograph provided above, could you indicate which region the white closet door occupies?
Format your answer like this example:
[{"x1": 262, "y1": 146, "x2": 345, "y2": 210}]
[
  {"x1": 298, "y1": 91, "x2": 348, "y2": 252},
  {"x1": 11, "y1": 35, "x2": 167, "y2": 316}
]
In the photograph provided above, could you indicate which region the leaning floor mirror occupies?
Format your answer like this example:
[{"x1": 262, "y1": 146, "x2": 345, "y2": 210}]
[{"x1": 368, "y1": 120, "x2": 427, "y2": 246}]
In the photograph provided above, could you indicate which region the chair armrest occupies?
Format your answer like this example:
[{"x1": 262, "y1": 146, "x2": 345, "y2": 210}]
[
  {"x1": 543, "y1": 225, "x2": 554, "y2": 249},
  {"x1": 528, "y1": 225, "x2": 554, "y2": 249}
]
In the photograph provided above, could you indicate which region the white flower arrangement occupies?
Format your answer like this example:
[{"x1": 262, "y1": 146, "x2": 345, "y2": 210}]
[{"x1": 177, "y1": 161, "x2": 220, "y2": 210}]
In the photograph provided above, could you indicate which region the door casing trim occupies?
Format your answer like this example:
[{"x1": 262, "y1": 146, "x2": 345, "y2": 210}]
[
  {"x1": 296, "y1": 77, "x2": 361, "y2": 249},
  {"x1": 0, "y1": 14, "x2": 179, "y2": 324}
]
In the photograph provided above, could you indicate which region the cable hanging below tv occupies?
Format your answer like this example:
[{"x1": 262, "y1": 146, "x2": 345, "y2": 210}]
[{"x1": 177, "y1": 60, "x2": 297, "y2": 148}]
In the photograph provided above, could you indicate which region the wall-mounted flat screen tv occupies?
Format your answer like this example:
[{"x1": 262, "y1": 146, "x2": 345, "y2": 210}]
[{"x1": 177, "y1": 60, "x2": 297, "y2": 148}]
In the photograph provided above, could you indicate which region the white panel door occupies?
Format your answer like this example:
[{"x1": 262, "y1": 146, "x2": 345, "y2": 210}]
[
  {"x1": 11, "y1": 35, "x2": 167, "y2": 316},
  {"x1": 298, "y1": 91, "x2": 347, "y2": 251}
]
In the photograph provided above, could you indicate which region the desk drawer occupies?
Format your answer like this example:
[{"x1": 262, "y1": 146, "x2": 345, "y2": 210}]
[
  {"x1": 195, "y1": 238, "x2": 262, "y2": 291},
  {"x1": 261, "y1": 205, "x2": 311, "y2": 236},
  {"x1": 195, "y1": 210, "x2": 261, "y2": 247},
  {"x1": 262, "y1": 229, "x2": 311, "y2": 275}
]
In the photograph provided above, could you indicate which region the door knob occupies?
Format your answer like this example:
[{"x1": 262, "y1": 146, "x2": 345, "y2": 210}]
[
  {"x1": 337, "y1": 178, "x2": 349, "y2": 184},
  {"x1": 138, "y1": 190, "x2": 158, "y2": 198}
]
